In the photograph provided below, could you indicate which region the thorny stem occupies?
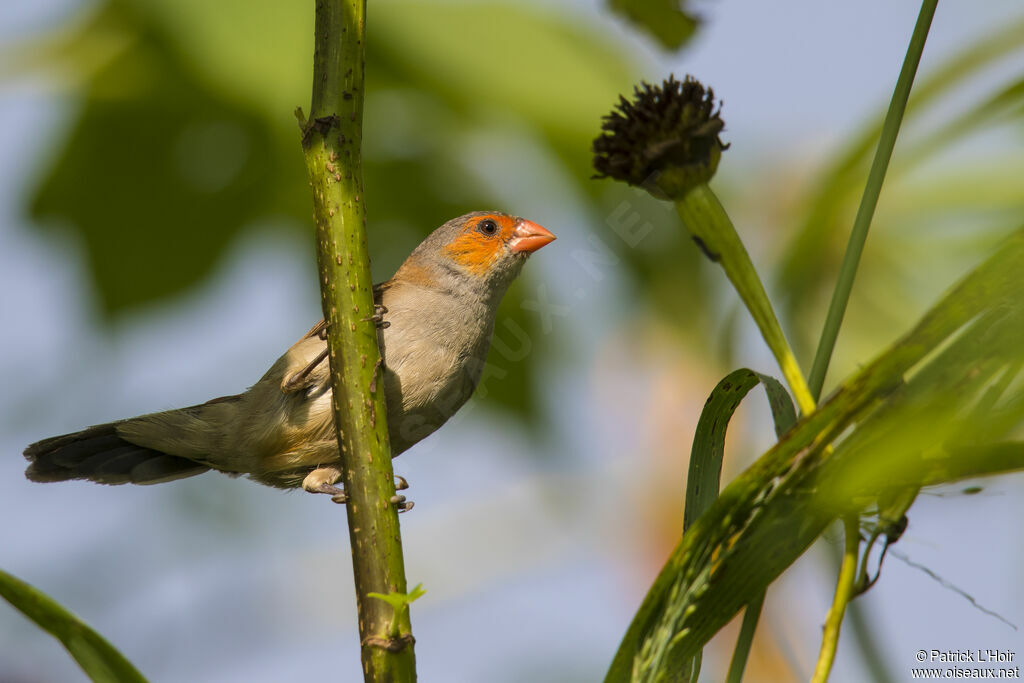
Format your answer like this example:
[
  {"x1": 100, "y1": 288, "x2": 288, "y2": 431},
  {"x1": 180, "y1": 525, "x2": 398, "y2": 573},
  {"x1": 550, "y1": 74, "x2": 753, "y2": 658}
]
[{"x1": 300, "y1": 0, "x2": 416, "y2": 679}]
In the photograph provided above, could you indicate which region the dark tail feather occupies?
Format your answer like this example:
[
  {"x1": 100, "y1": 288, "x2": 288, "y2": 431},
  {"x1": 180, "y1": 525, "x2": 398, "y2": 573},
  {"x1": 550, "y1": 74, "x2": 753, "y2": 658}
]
[{"x1": 24, "y1": 423, "x2": 209, "y2": 485}]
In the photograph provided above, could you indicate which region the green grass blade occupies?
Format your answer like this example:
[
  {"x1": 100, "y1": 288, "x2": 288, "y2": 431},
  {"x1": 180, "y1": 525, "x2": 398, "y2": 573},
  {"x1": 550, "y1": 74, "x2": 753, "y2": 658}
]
[
  {"x1": 0, "y1": 568, "x2": 147, "y2": 683},
  {"x1": 725, "y1": 591, "x2": 764, "y2": 683},
  {"x1": 807, "y1": 0, "x2": 938, "y2": 400}
]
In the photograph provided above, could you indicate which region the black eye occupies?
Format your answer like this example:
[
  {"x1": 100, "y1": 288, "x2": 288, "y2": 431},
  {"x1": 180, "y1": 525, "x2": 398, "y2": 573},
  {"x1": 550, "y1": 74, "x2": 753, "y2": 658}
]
[{"x1": 477, "y1": 219, "x2": 499, "y2": 236}]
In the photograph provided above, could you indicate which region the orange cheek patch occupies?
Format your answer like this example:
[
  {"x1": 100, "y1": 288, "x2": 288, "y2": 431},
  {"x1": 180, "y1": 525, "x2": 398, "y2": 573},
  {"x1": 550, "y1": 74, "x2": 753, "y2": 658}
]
[
  {"x1": 444, "y1": 233, "x2": 500, "y2": 276},
  {"x1": 443, "y1": 214, "x2": 517, "y2": 276}
]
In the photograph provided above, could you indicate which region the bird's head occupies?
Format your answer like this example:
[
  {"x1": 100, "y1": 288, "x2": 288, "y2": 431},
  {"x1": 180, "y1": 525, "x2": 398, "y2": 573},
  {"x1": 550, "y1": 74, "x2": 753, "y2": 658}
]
[{"x1": 397, "y1": 211, "x2": 555, "y2": 302}]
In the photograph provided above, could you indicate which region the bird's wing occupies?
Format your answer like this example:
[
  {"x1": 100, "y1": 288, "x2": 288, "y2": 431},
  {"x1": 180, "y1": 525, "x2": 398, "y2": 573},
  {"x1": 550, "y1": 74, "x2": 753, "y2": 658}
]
[{"x1": 280, "y1": 282, "x2": 390, "y2": 395}]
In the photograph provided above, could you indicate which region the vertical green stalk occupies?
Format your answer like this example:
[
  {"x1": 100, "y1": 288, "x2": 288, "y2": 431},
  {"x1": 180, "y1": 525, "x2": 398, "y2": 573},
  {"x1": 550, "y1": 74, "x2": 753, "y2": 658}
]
[
  {"x1": 811, "y1": 516, "x2": 860, "y2": 683},
  {"x1": 300, "y1": 0, "x2": 415, "y2": 680},
  {"x1": 807, "y1": 0, "x2": 939, "y2": 401},
  {"x1": 725, "y1": 592, "x2": 764, "y2": 683},
  {"x1": 807, "y1": 5, "x2": 936, "y2": 680}
]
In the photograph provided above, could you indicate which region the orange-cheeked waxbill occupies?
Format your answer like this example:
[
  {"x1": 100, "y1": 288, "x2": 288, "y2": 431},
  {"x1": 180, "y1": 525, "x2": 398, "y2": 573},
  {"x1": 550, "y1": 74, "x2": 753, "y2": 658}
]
[{"x1": 24, "y1": 212, "x2": 555, "y2": 499}]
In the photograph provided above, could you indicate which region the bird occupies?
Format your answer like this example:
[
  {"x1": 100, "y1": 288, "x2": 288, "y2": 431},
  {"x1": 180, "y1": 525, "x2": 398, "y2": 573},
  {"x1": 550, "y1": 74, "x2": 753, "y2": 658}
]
[{"x1": 23, "y1": 211, "x2": 555, "y2": 504}]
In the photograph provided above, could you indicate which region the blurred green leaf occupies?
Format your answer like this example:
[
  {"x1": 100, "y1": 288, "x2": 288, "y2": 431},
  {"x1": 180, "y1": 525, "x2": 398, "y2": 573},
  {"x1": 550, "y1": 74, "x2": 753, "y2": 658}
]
[
  {"x1": 373, "y1": 3, "x2": 635, "y2": 142},
  {"x1": 0, "y1": 568, "x2": 147, "y2": 683},
  {"x1": 607, "y1": 0, "x2": 700, "y2": 51},
  {"x1": 607, "y1": 228, "x2": 1024, "y2": 682},
  {"x1": 29, "y1": 0, "x2": 291, "y2": 314}
]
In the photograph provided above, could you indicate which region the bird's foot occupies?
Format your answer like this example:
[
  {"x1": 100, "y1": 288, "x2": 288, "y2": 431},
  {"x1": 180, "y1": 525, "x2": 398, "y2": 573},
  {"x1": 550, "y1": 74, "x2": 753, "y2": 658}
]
[
  {"x1": 362, "y1": 304, "x2": 390, "y2": 329},
  {"x1": 302, "y1": 467, "x2": 347, "y2": 504},
  {"x1": 302, "y1": 468, "x2": 410, "y2": 509}
]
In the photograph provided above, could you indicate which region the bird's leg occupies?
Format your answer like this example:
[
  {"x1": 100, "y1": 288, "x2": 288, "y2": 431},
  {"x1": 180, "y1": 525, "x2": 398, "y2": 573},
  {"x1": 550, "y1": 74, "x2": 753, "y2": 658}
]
[
  {"x1": 369, "y1": 357, "x2": 383, "y2": 393},
  {"x1": 362, "y1": 305, "x2": 406, "y2": 511},
  {"x1": 281, "y1": 321, "x2": 331, "y2": 393},
  {"x1": 366, "y1": 304, "x2": 389, "y2": 394},
  {"x1": 302, "y1": 466, "x2": 346, "y2": 504},
  {"x1": 282, "y1": 347, "x2": 329, "y2": 393}
]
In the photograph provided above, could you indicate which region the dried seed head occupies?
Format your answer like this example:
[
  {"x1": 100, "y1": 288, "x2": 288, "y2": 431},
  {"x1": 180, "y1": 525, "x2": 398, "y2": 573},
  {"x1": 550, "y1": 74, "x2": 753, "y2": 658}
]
[{"x1": 593, "y1": 75, "x2": 727, "y2": 199}]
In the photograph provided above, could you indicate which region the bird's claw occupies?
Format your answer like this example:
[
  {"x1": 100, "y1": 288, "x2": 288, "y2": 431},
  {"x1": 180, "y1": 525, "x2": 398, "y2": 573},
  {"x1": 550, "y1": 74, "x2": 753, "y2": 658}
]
[
  {"x1": 308, "y1": 481, "x2": 347, "y2": 504},
  {"x1": 394, "y1": 496, "x2": 415, "y2": 513},
  {"x1": 390, "y1": 475, "x2": 413, "y2": 512}
]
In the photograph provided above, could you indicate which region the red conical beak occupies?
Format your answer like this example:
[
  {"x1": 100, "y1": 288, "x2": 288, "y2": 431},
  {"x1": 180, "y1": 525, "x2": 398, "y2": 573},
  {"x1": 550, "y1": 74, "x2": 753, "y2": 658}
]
[{"x1": 509, "y1": 219, "x2": 556, "y2": 253}]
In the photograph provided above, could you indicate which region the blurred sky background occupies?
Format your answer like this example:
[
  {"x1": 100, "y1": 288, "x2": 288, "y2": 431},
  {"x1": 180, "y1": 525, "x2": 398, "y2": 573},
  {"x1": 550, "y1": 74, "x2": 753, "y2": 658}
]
[{"x1": 2, "y1": 1, "x2": 1024, "y2": 681}]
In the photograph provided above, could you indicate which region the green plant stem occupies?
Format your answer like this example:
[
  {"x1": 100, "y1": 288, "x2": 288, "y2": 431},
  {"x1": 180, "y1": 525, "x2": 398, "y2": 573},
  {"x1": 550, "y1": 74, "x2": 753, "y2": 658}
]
[
  {"x1": 807, "y1": 0, "x2": 938, "y2": 401},
  {"x1": 675, "y1": 184, "x2": 816, "y2": 416},
  {"x1": 300, "y1": 0, "x2": 415, "y2": 679},
  {"x1": 841, "y1": 576, "x2": 896, "y2": 683},
  {"x1": 811, "y1": 516, "x2": 861, "y2": 683}
]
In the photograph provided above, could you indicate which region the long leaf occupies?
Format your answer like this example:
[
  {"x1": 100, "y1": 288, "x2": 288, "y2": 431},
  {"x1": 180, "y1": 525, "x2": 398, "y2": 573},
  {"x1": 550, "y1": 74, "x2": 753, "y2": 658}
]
[
  {"x1": 0, "y1": 568, "x2": 147, "y2": 683},
  {"x1": 682, "y1": 369, "x2": 795, "y2": 683}
]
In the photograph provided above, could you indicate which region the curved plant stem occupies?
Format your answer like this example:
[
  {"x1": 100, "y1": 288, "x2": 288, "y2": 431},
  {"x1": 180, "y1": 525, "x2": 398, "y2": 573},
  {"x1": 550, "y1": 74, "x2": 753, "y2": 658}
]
[
  {"x1": 675, "y1": 184, "x2": 816, "y2": 416},
  {"x1": 807, "y1": 0, "x2": 939, "y2": 401},
  {"x1": 811, "y1": 516, "x2": 861, "y2": 683},
  {"x1": 300, "y1": 0, "x2": 416, "y2": 679}
]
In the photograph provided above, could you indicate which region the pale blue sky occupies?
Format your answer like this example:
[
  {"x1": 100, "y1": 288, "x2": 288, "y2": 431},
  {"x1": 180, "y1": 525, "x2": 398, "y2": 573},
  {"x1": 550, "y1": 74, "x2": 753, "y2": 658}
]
[{"x1": 2, "y1": 2, "x2": 1023, "y2": 682}]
